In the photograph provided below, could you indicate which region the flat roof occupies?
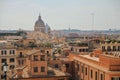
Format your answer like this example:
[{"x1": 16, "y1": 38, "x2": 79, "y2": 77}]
[
  {"x1": 48, "y1": 66, "x2": 70, "y2": 76},
  {"x1": 79, "y1": 54, "x2": 99, "y2": 61},
  {"x1": 12, "y1": 66, "x2": 70, "y2": 79},
  {"x1": 58, "y1": 57, "x2": 71, "y2": 61},
  {"x1": 26, "y1": 49, "x2": 40, "y2": 55},
  {"x1": 74, "y1": 56, "x2": 120, "y2": 73}
]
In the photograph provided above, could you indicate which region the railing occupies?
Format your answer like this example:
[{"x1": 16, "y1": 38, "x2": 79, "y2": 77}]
[{"x1": 17, "y1": 55, "x2": 25, "y2": 58}]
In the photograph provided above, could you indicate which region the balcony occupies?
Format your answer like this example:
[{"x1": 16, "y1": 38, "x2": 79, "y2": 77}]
[{"x1": 17, "y1": 55, "x2": 26, "y2": 58}]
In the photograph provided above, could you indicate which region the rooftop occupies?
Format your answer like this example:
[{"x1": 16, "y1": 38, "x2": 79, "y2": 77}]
[
  {"x1": 48, "y1": 66, "x2": 70, "y2": 76},
  {"x1": 79, "y1": 54, "x2": 99, "y2": 61},
  {"x1": 26, "y1": 49, "x2": 40, "y2": 55},
  {"x1": 74, "y1": 56, "x2": 120, "y2": 73},
  {"x1": 58, "y1": 57, "x2": 71, "y2": 61},
  {"x1": 102, "y1": 52, "x2": 120, "y2": 58},
  {"x1": 12, "y1": 66, "x2": 70, "y2": 79}
]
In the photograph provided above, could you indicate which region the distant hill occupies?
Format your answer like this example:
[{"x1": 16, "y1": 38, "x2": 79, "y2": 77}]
[
  {"x1": 0, "y1": 30, "x2": 18, "y2": 33},
  {"x1": 0, "y1": 30, "x2": 27, "y2": 36}
]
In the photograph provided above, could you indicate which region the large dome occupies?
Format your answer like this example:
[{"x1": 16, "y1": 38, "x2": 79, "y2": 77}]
[
  {"x1": 34, "y1": 15, "x2": 46, "y2": 33},
  {"x1": 34, "y1": 15, "x2": 45, "y2": 27}
]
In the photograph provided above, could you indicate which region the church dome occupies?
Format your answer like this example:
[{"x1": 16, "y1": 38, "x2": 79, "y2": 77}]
[
  {"x1": 34, "y1": 14, "x2": 46, "y2": 33},
  {"x1": 35, "y1": 15, "x2": 45, "y2": 27}
]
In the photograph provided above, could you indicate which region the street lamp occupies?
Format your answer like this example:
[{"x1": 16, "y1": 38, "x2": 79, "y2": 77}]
[{"x1": 3, "y1": 62, "x2": 8, "y2": 80}]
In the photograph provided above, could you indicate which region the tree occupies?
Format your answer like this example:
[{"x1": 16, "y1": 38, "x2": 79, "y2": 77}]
[
  {"x1": 45, "y1": 42, "x2": 53, "y2": 48},
  {"x1": 28, "y1": 42, "x2": 37, "y2": 48}
]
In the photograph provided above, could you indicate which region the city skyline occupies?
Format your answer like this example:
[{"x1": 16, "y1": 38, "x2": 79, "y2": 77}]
[{"x1": 0, "y1": 0, "x2": 120, "y2": 30}]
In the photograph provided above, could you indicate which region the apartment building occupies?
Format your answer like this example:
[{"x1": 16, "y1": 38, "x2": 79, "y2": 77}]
[
  {"x1": 69, "y1": 42, "x2": 89, "y2": 53},
  {"x1": 0, "y1": 47, "x2": 17, "y2": 80},
  {"x1": 69, "y1": 52, "x2": 120, "y2": 80},
  {"x1": 11, "y1": 49, "x2": 71, "y2": 80},
  {"x1": 101, "y1": 41, "x2": 120, "y2": 52},
  {"x1": 26, "y1": 50, "x2": 48, "y2": 76}
]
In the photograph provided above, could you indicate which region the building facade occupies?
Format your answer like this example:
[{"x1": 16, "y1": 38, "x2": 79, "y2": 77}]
[
  {"x1": 101, "y1": 41, "x2": 120, "y2": 52},
  {"x1": 11, "y1": 49, "x2": 71, "y2": 80},
  {"x1": 69, "y1": 42, "x2": 89, "y2": 53},
  {"x1": 69, "y1": 52, "x2": 120, "y2": 80},
  {"x1": 0, "y1": 47, "x2": 17, "y2": 80}
]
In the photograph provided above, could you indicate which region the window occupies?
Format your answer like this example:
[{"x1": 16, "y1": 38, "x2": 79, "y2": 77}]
[
  {"x1": 5, "y1": 50, "x2": 7, "y2": 54},
  {"x1": 1, "y1": 66, "x2": 3, "y2": 71},
  {"x1": 1, "y1": 75, "x2": 4, "y2": 79},
  {"x1": 1, "y1": 59, "x2": 6, "y2": 63},
  {"x1": 19, "y1": 52, "x2": 23, "y2": 57},
  {"x1": 65, "y1": 63, "x2": 69, "y2": 68},
  {"x1": 107, "y1": 46, "x2": 111, "y2": 51},
  {"x1": 100, "y1": 74, "x2": 103, "y2": 80},
  {"x1": 77, "y1": 64, "x2": 80, "y2": 71},
  {"x1": 1, "y1": 50, "x2": 3, "y2": 55},
  {"x1": 34, "y1": 67, "x2": 38, "y2": 72},
  {"x1": 10, "y1": 50, "x2": 15, "y2": 55},
  {"x1": 83, "y1": 49, "x2": 85, "y2": 52},
  {"x1": 86, "y1": 49, "x2": 88, "y2": 52},
  {"x1": 71, "y1": 47, "x2": 73, "y2": 51},
  {"x1": 102, "y1": 46, "x2": 106, "y2": 51},
  {"x1": 41, "y1": 55, "x2": 45, "y2": 61},
  {"x1": 34, "y1": 55, "x2": 38, "y2": 61},
  {"x1": 41, "y1": 66, "x2": 45, "y2": 72},
  {"x1": 21, "y1": 60, "x2": 24, "y2": 65},
  {"x1": 111, "y1": 77, "x2": 120, "y2": 80},
  {"x1": 118, "y1": 46, "x2": 120, "y2": 51},
  {"x1": 10, "y1": 50, "x2": 12, "y2": 54},
  {"x1": 12, "y1": 50, "x2": 15, "y2": 54},
  {"x1": 95, "y1": 71, "x2": 98, "y2": 80},
  {"x1": 47, "y1": 51, "x2": 49, "y2": 54},
  {"x1": 10, "y1": 65, "x2": 15, "y2": 69},
  {"x1": 82, "y1": 66, "x2": 84, "y2": 73},
  {"x1": 18, "y1": 60, "x2": 21, "y2": 65},
  {"x1": 1, "y1": 50, "x2": 7, "y2": 55},
  {"x1": 90, "y1": 70, "x2": 93, "y2": 78},
  {"x1": 10, "y1": 58, "x2": 15, "y2": 62},
  {"x1": 55, "y1": 64, "x2": 59, "y2": 68},
  {"x1": 47, "y1": 51, "x2": 50, "y2": 56},
  {"x1": 85, "y1": 67, "x2": 87, "y2": 75},
  {"x1": 77, "y1": 64, "x2": 79, "y2": 71},
  {"x1": 79, "y1": 49, "x2": 82, "y2": 52},
  {"x1": 18, "y1": 60, "x2": 24, "y2": 65},
  {"x1": 113, "y1": 46, "x2": 116, "y2": 51}
]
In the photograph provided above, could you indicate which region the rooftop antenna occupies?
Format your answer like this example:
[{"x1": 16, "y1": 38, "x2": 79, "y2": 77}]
[{"x1": 91, "y1": 13, "x2": 95, "y2": 31}]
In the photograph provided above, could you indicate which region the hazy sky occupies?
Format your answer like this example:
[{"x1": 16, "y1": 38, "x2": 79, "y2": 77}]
[{"x1": 0, "y1": 0, "x2": 120, "y2": 30}]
